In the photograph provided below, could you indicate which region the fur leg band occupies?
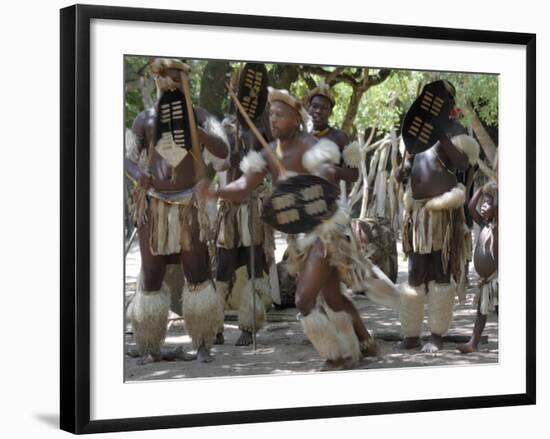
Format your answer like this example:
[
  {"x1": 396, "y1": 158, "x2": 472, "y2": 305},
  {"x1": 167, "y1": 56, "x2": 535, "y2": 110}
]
[
  {"x1": 182, "y1": 280, "x2": 224, "y2": 349},
  {"x1": 215, "y1": 281, "x2": 230, "y2": 333},
  {"x1": 324, "y1": 306, "x2": 361, "y2": 364},
  {"x1": 238, "y1": 278, "x2": 267, "y2": 333},
  {"x1": 427, "y1": 281, "x2": 456, "y2": 336},
  {"x1": 399, "y1": 284, "x2": 426, "y2": 338},
  {"x1": 255, "y1": 275, "x2": 273, "y2": 309},
  {"x1": 301, "y1": 307, "x2": 360, "y2": 363},
  {"x1": 128, "y1": 272, "x2": 170, "y2": 356}
]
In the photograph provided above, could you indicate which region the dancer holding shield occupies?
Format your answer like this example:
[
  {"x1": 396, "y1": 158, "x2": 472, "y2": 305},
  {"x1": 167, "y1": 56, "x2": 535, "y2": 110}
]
[
  {"x1": 198, "y1": 87, "x2": 379, "y2": 371},
  {"x1": 125, "y1": 58, "x2": 229, "y2": 364},
  {"x1": 214, "y1": 63, "x2": 275, "y2": 346},
  {"x1": 398, "y1": 80, "x2": 480, "y2": 353}
]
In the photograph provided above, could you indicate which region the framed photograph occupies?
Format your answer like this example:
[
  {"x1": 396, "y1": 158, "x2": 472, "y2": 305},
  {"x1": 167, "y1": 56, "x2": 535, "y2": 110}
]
[{"x1": 60, "y1": 3, "x2": 536, "y2": 434}]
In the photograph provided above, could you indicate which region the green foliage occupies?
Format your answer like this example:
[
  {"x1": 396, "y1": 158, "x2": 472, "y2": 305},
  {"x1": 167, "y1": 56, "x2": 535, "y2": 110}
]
[
  {"x1": 124, "y1": 56, "x2": 208, "y2": 128},
  {"x1": 331, "y1": 81, "x2": 353, "y2": 128},
  {"x1": 124, "y1": 56, "x2": 498, "y2": 137},
  {"x1": 124, "y1": 56, "x2": 153, "y2": 128},
  {"x1": 439, "y1": 72, "x2": 499, "y2": 126},
  {"x1": 355, "y1": 70, "x2": 424, "y2": 135}
]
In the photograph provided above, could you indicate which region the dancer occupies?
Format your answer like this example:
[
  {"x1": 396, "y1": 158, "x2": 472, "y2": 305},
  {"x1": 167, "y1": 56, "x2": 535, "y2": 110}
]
[
  {"x1": 305, "y1": 83, "x2": 360, "y2": 182},
  {"x1": 125, "y1": 58, "x2": 229, "y2": 364},
  {"x1": 198, "y1": 87, "x2": 378, "y2": 370},
  {"x1": 398, "y1": 80, "x2": 479, "y2": 353},
  {"x1": 457, "y1": 181, "x2": 498, "y2": 353},
  {"x1": 214, "y1": 63, "x2": 275, "y2": 346}
]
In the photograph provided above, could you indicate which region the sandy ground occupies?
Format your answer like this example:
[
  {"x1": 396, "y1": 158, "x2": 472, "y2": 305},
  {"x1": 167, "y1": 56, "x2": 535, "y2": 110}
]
[{"x1": 124, "y1": 234, "x2": 498, "y2": 381}]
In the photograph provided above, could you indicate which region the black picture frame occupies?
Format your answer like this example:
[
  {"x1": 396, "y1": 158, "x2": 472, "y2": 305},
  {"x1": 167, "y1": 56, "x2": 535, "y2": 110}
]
[{"x1": 60, "y1": 4, "x2": 536, "y2": 434}]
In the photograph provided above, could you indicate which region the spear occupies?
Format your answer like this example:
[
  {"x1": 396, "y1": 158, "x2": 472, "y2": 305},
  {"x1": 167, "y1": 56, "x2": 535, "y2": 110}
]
[
  {"x1": 225, "y1": 82, "x2": 271, "y2": 352},
  {"x1": 180, "y1": 71, "x2": 206, "y2": 181},
  {"x1": 225, "y1": 82, "x2": 285, "y2": 176},
  {"x1": 249, "y1": 197, "x2": 257, "y2": 351}
]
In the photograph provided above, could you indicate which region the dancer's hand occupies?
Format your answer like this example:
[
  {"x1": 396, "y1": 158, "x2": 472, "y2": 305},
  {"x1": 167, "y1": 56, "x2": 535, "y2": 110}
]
[
  {"x1": 138, "y1": 171, "x2": 152, "y2": 190},
  {"x1": 195, "y1": 178, "x2": 215, "y2": 201}
]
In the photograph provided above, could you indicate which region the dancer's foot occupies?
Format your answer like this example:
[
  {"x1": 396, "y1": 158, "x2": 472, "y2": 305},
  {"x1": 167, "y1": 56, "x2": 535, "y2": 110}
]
[
  {"x1": 421, "y1": 334, "x2": 444, "y2": 353},
  {"x1": 214, "y1": 332, "x2": 225, "y2": 345},
  {"x1": 197, "y1": 344, "x2": 214, "y2": 363},
  {"x1": 395, "y1": 337, "x2": 421, "y2": 350},
  {"x1": 360, "y1": 338, "x2": 381, "y2": 358},
  {"x1": 163, "y1": 346, "x2": 196, "y2": 361},
  {"x1": 136, "y1": 353, "x2": 159, "y2": 366},
  {"x1": 320, "y1": 356, "x2": 356, "y2": 371},
  {"x1": 235, "y1": 330, "x2": 253, "y2": 346},
  {"x1": 457, "y1": 341, "x2": 478, "y2": 354}
]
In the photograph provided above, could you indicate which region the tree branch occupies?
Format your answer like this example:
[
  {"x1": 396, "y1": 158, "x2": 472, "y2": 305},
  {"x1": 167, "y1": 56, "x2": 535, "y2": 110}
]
[
  {"x1": 299, "y1": 65, "x2": 358, "y2": 87},
  {"x1": 301, "y1": 72, "x2": 317, "y2": 90},
  {"x1": 366, "y1": 69, "x2": 392, "y2": 86}
]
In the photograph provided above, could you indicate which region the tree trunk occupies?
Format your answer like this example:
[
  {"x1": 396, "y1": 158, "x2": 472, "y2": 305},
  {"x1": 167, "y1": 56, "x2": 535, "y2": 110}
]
[
  {"x1": 341, "y1": 69, "x2": 391, "y2": 137},
  {"x1": 269, "y1": 64, "x2": 299, "y2": 90},
  {"x1": 359, "y1": 146, "x2": 370, "y2": 219},
  {"x1": 342, "y1": 87, "x2": 366, "y2": 138},
  {"x1": 140, "y1": 75, "x2": 155, "y2": 109},
  {"x1": 199, "y1": 61, "x2": 232, "y2": 119},
  {"x1": 464, "y1": 101, "x2": 497, "y2": 165}
]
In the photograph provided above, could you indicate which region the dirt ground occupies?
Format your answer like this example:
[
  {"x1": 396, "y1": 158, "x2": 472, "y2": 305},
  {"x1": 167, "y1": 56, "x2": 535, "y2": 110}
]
[{"x1": 124, "y1": 235, "x2": 498, "y2": 382}]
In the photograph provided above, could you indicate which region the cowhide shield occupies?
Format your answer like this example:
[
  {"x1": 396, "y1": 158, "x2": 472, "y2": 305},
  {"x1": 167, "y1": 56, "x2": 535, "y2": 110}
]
[
  {"x1": 154, "y1": 89, "x2": 192, "y2": 167},
  {"x1": 261, "y1": 174, "x2": 339, "y2": 234},
  {"x1": 237, "y1": 63, "x2": 268, "y2": 125},
  {"x1": 402, "y1": 80, "x2": 454, "y2": 154}
]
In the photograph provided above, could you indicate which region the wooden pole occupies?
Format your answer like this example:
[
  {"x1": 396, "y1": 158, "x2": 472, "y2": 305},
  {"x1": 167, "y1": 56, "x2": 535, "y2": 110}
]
[
  {"x1": 225, "y1": 83, "x2": 285, "y2": 176},
  {"x1": 180, "y1": 71, "x2": 206, "y2": 180}
]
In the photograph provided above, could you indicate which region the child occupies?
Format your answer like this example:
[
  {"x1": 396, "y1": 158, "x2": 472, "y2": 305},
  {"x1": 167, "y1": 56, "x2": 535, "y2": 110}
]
[{"x1": 457, "y1": 181, "x2": 498, "y2": 353}]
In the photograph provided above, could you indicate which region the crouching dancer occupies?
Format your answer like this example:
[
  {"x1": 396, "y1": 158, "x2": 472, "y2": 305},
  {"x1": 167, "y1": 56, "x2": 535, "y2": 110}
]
[
  {"x1": 198, "y1": 88, "x2": 378, "y2": 370},
  {"x1": 125, "y1": 58, "x2": 229, "y2": 364}
]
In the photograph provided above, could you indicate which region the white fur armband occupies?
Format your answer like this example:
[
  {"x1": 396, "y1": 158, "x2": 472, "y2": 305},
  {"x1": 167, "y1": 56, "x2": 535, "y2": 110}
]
[
  {"x1": 201, "y1": 116, "x2": 230, "y2": 171},
  {"x1": 302, "y1": 139, "x2": 341, "y2": 174},
  {"x1": 202, "y1": 148, "x2": 228, "y2": 171},
  {"x1": 240, "y1": 150, "x2": 267, "y2": 176},
  {"x1": 125, "y1": 128, "x2": 149, "y2": 170},
  {"x1": 125, "y1": 129, "x2": 141, "y2": 162},
  {"x1": 342, "y1": 141, "x2": 361, "y2": 168},
  {"x1": 451, "y1": 134, "x2": 480, "y2": 166},
  {"x1": 425, "y1": 183, "x2": 466, "y2": 211}
]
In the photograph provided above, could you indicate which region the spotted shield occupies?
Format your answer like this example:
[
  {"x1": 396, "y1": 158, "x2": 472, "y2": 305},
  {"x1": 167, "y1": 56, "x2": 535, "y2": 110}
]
[
  {"x1": 261, "y1": 174, "x2": 339, "y2": 234},
  {"x1": 237, "y1": 63, "x2": 269, "y2": 125},
  {"x1": 402, "y1": 80, "x2": 454, "y2": 154},
  {"x1": 154, "y1": 89, "x2": 193, "y2": 167}
]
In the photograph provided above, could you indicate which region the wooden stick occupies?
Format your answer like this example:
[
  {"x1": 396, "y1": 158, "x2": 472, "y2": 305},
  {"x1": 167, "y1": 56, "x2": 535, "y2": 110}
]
[
  {"x1": 225, "y1": 83, "x2": 285, "y2": 176},
  {"x1": 180, "y1": 71, "x2": 206, "y2": 179},
  {"x1": 249, "y1": 197, "x2": 257, "y2": 352},
  {"x1": 477, "y1": 158, "x2": 498, "y2": 182}
]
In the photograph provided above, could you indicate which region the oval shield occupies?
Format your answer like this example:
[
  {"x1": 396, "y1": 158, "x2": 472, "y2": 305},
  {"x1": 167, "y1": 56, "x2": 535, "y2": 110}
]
[
  {"x1": 154, "y1": 89, "x2": 193, "y2": 167},
  {"x1": 261, "y1": 174, "x2": 339, "y2": 234},
  {"x1": 237, "y1": 63, "x2": 269, "y2": 125},
  {"x1": 402, "y1": 80, "x2": 454, "y2": 154}
]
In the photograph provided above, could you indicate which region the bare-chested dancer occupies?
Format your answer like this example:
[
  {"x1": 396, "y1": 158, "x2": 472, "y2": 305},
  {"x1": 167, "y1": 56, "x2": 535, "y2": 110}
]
[
  {"x1": 214, "y1": 116, "x2": 275, "y2": 346},
  {"x1": 125, "y1": 58, "x2": 229, "y2": 364},
  {"x1": 457, "y1": 182, "x2": 498, "y2": 353},
  {"x1": 198, "y1": 88, "x2": 378, "y2": 370},
  {"x1": 398, "y1": 80, "x2": 480, "y2": 353},
  {"x1": 305, "y1": 84, "x2": 359, "y2": 183}
]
